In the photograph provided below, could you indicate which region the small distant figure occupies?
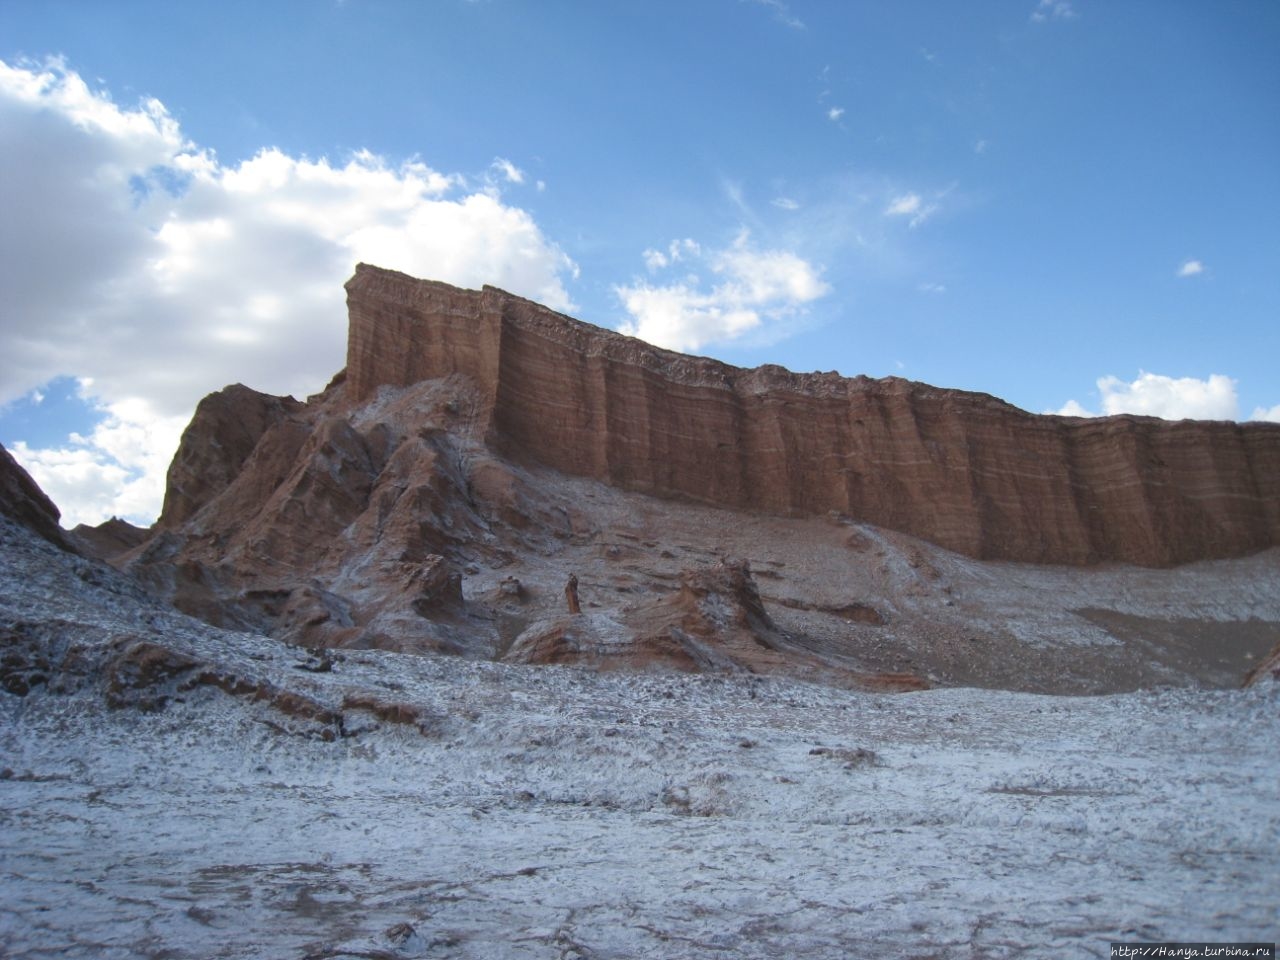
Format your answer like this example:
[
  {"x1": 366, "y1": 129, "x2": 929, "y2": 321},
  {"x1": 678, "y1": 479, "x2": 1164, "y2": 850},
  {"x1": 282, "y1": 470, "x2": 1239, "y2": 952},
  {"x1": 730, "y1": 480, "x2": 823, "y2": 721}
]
[{"x1": 564, "y1": 573, "x2": 581, "y2": 615}]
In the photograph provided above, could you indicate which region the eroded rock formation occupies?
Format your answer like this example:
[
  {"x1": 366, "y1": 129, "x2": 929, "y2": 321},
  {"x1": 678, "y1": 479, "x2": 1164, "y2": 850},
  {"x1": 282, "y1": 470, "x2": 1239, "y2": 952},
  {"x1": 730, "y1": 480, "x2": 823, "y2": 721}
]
[
  {"x1": 159, "y1": 384, "x2": 306, "y2": 530},
  {"x1": 69, "y1": 264, "x2": 1280, "y2": 691},
  {"x1": 344, "y1": 264, "x2": 1280, "y2": 566}
]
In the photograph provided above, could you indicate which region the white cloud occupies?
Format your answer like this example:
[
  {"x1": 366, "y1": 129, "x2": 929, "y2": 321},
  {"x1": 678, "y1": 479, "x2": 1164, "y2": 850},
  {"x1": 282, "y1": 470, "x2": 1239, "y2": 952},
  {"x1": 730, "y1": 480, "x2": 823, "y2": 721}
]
[
  {"x1": 1055, "y1": 372, "x2": 1240, "y2": 421},
  {"x1": 670, "y1": 238, "x2": 700, "y2": 261},
  {"x1": 884, "y1": 192, "x2": 938, "y2": 228},
  {"x1": 1031, "y1": 0, "x2": 1077, "y2": 22},
  {"x1": 744, "y1": 0, "x2": 805, "y2": 30},
  {"x1": 828, "y1": 107, "x2": 845, "y2": 121},
  {"x1": 0, "y1": 57, "x2": 578, "y2": 526},
  {"x1": 642, "y1": 248, "x2": 669, "y2": 271},
  {"x1": 918, "y1": 282, "x2": 946, "y2": 295},
  {"x1": 11, "y1": 391, "x2": 188, "y2": 528},
  {"x1": 885, "y1": 194, "x2": 921, "y2": 216},
  {"x1": 974, "y1": 139, "x2": 988, "y2": 154},
  {"x1": 1251, "y1": 404, "x2": 1280, "y2": 423},
  {"x1": 490, "y1": 156, "x2": 525, "y2": 185},
  {"x1": 616, "y1": 231, "x2": 829, "y2": 353},
  {"x1": 1178, "y1": 259, "x2": 1204, "y2": 277},
  {"x1": 1051, "y1": 399, "x2": 1093, "y2": 417},
  {"x1": 771, "y1": 196, "x2": 799, "y2": 211},
  {"x1": 644, "y1": 238, "x2": 700, "y2": 271}
]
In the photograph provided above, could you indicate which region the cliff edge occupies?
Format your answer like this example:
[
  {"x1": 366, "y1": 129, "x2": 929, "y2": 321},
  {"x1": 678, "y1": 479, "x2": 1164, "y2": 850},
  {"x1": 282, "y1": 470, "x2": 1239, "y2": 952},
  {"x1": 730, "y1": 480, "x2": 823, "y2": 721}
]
[{"x1": 344, "y1": 264, "x2": 1280, "y2": 566}]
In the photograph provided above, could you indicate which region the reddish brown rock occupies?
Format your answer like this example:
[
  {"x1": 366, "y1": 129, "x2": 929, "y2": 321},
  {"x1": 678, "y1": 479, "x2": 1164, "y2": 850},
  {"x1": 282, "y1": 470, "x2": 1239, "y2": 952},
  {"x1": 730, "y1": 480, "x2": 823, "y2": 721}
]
[
  {"x1": 343, "y1": 265, "x2": 1280, "y2": 566},
  {"x1": 158, "y1": 383, "x2": 305, "y2": 529},
  {"x1": 94, "y1": 264, "x2": 1280, "y2": 691},
  {"x1": 503, "y1": 559, "x2": 927, "y2": 689},
  {"x1": 504, "y1": 560, "x2": 786, "y2": 674}
]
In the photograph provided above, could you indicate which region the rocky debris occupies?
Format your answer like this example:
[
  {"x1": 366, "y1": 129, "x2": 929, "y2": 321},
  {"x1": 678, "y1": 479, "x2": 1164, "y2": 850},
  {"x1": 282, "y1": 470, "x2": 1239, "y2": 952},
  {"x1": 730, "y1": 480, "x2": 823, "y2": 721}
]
[
  {"x1": 409, "y1": 555, "x2": 465, "y2": 617},
  {"x1": 501, "y1": 559, "x2": 928, "y2": 690},
  {"x1": 809, "y1": 745, "x2": 881, "y2": 768},
  {"x1": 0, "y1": 611, "x2": 437, "y2": 742},
  {"x1": 501, "y1": 614, "x2": 641, "y2": 669},
  {"x1": 823, "y1": 602, "x2": 886, "y2": 625},
  {"x1": 343, "y1": 264, "x2": 1280, "y2": 566},
  {"x1": 1243, "y1": 640, "x2": 1280, "y2": 688},
  {"x1": 0, "y1": 442, "x2": 74, "y2": 551},
  {"x1": 506, "y1": 561, "x2": 781, "y2": 674},
  {"x1": 3, "y1": 503, "x2": 1279, "y2": 959}
]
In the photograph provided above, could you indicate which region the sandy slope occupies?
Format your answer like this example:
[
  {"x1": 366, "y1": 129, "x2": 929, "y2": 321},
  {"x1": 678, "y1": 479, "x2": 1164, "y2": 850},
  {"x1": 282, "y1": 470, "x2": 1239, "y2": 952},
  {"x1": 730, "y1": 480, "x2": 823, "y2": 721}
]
[{"x1": 2, "y1": 515, "x2": 1278, "y2": 959}]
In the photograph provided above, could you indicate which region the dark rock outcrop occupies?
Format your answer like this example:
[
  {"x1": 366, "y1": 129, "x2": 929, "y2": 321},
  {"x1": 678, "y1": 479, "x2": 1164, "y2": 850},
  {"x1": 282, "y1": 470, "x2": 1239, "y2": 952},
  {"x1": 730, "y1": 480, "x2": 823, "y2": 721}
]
[
  {"x1": 0, "y1": 443, "x2": 73, "y2": 551},
  {"x1": 344, "y1": 264, "x2": 1280, "y2": 566},
  {"x1": 71, "y1": 517, "x2": 148, "y2": 561}
]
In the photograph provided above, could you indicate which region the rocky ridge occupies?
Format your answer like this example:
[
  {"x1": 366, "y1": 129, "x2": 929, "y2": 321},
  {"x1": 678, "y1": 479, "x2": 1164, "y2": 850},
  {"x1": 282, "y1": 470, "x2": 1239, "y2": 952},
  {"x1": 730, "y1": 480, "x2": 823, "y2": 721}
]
[
  {"x1": 20, "y1": 263, "x2": 1267, "y2": 692},
  {"x1": 345, "y1": 264, "x2": 1280, "y2": 567}
]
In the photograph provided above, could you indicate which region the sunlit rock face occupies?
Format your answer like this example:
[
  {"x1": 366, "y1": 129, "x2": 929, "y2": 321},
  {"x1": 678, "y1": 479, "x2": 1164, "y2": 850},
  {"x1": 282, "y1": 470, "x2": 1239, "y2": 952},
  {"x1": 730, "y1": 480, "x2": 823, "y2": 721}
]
[{"x1": 344, "y1": 264, "x2": 1280, "y2": 566}]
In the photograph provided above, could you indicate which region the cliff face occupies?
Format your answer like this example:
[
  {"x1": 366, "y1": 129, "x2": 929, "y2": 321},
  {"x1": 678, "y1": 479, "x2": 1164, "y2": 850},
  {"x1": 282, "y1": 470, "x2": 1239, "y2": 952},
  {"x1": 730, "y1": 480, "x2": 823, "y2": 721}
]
[{"x1": 345, "y1": 264, "x2": 1280, "y2": 566}]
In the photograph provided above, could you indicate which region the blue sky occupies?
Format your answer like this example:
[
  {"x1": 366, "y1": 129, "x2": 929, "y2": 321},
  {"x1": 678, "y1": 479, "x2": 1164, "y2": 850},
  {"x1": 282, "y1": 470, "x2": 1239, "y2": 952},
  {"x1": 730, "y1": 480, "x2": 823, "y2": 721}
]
[{"x1": 2, "y1": 0, "x2": 1278, "y2": 526}]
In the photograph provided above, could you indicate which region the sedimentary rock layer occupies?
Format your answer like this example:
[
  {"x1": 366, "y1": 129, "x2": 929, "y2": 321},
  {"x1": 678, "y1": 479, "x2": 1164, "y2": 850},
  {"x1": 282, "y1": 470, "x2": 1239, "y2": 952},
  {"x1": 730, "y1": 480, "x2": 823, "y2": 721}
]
[{"x1": 344, "y1": 264, "x2": 1280, "y2": 566}]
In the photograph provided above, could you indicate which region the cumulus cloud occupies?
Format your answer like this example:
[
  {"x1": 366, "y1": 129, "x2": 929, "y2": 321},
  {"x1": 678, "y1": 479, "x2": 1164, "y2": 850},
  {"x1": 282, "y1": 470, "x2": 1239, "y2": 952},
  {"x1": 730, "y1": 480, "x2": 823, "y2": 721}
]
[
  {"x1": 1054, "y1": 372, "x2": 1240, "y2": 421},
  {"x1": 1053, "y1": 399, "x2": 1093, "y2": 418},
  {"x1": 1251, "y1": 404, "x2": 1280, "y2": 423},
  {"x1": 615, "y1": 231, "x2": 829, "y2": 353},
  {"x1": 12, "y1": 390, "x2": 188, "y2": 528},
  {"x1": 1177, "y1": 259, "x2": 1204, "y2": 277},
  {"x1": 0, "y1": 58, "x2": 577, "y2": 526}
]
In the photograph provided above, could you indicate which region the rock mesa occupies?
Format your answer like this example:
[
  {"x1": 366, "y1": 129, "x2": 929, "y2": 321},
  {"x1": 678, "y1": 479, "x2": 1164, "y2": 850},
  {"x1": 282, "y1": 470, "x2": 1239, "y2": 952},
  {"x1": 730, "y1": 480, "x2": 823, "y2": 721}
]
[{"x1": 344, "y1": 264, "x2": 1280, "y2": 566}]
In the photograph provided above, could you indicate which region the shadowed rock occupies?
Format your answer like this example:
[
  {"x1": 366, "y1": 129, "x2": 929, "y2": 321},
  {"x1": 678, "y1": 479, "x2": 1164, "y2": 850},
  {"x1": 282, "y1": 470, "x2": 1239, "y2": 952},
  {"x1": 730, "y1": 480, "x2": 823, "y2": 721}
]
[{"x1": 0, "y1": 443, "x2": 75, "y2": 552}]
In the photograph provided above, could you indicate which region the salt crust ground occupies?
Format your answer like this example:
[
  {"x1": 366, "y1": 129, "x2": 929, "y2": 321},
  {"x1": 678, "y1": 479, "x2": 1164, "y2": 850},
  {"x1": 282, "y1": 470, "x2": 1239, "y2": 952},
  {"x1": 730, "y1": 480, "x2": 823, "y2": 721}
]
[{"x1": 1, "y1": 516, "x2": 1278, "y2": 959}]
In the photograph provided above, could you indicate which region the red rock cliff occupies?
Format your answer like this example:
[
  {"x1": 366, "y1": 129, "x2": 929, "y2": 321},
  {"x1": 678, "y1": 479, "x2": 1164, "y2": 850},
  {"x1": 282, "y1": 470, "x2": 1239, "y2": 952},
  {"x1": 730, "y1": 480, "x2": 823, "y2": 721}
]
[{"x1": 344, "y1": 264, "x2": 1280, "y2": 566}]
